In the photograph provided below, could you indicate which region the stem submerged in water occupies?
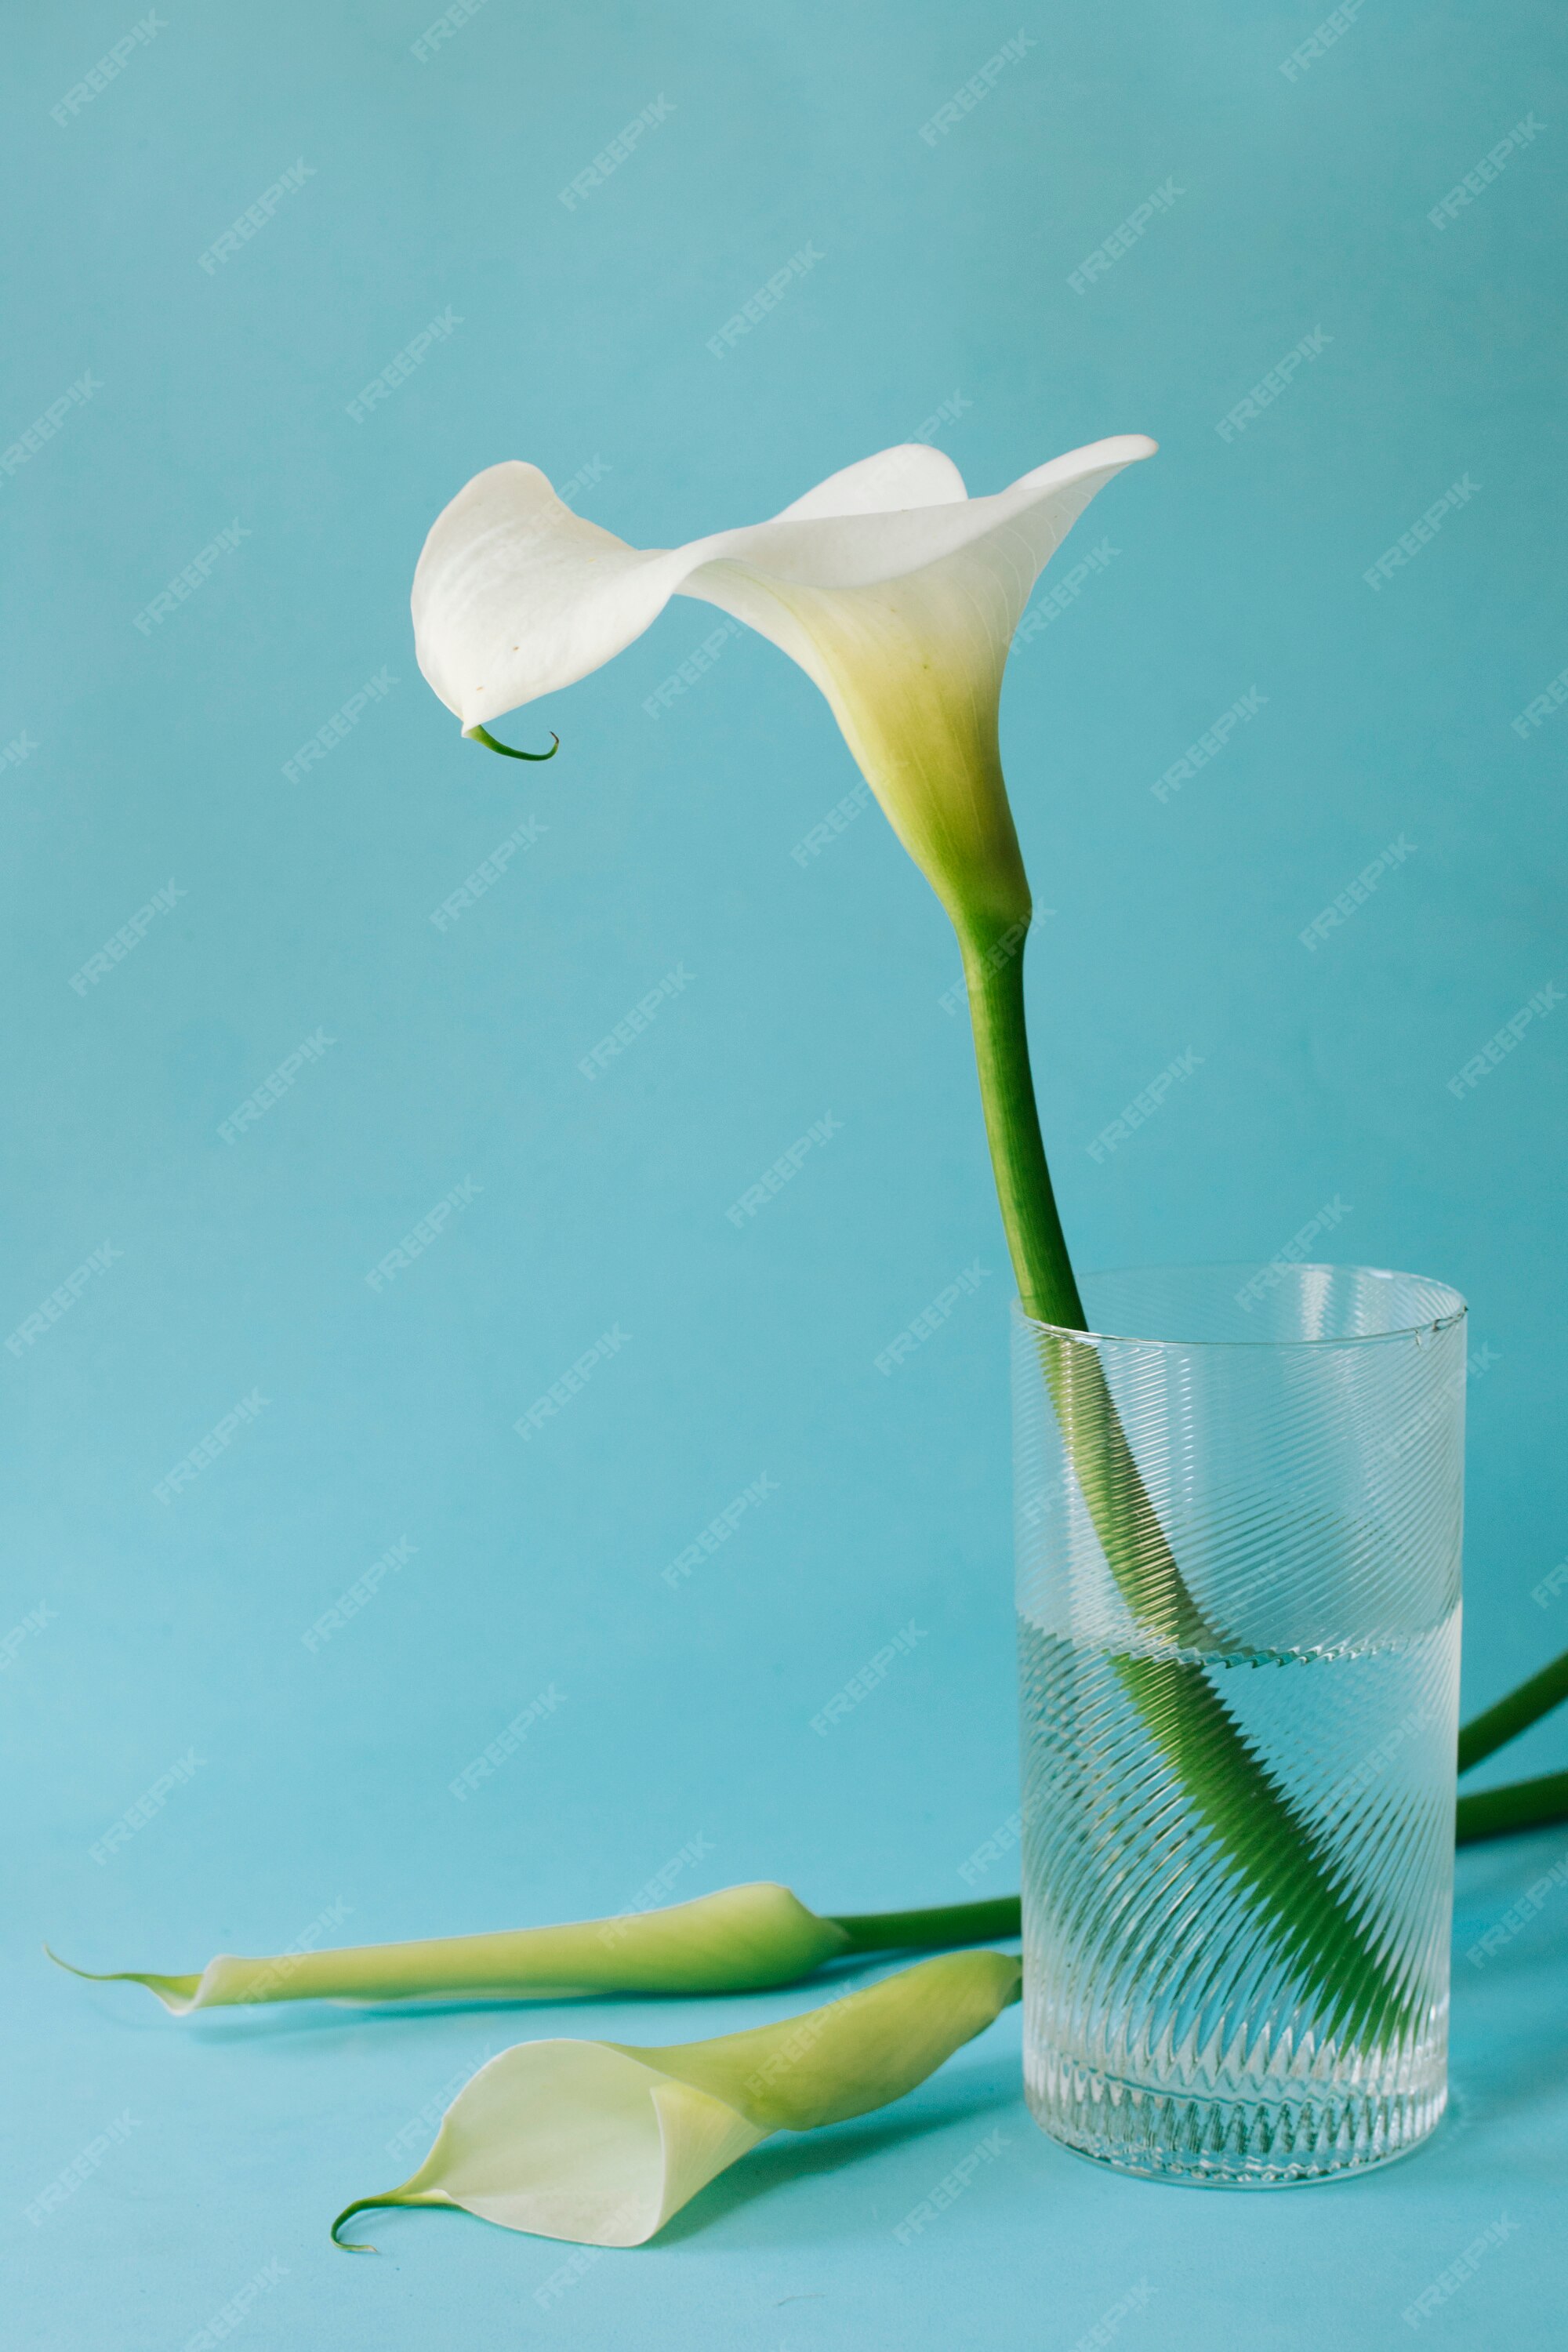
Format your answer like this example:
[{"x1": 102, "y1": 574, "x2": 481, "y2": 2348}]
[{"x1": 959, "y1": 913, "x2": 1419, "y2": 2046}]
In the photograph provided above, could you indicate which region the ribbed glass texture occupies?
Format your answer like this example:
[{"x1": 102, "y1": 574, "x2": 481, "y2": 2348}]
[{"x1": 1015, "y1": 1264, "x2": 1464, "y2": 2186}]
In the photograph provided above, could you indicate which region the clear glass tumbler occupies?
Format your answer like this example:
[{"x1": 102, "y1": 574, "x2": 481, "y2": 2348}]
[{"x1": 1015, "y1": 1263, "x2": 1464, "y2": 2187}]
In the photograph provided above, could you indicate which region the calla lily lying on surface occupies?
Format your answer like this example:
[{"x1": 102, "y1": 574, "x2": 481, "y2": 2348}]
[
  {"x1": 332, "y1": 1949, "x2": 1021, "y2": 2249},
  {"x1": 48, "y1": 1883, "x2": 849, "y2": 2014},
  {"x1": 47, "y1": 1883, "x2": 1023, "y2": 2014}
]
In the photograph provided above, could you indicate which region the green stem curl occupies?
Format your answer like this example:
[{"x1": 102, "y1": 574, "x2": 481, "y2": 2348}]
[
  {"x1": 332, "y1": 2190, "x2": 449, "y2": 2252},
  {"x1": 465, "y1": 724, "x2": 561, "y2": 762}
]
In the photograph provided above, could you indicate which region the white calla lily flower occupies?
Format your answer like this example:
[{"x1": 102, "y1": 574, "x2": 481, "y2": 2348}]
[
  {"x1": 332, "y1": 1949, "x2": 1021, "y2": 2249},
  {"x1": 413, "y1": 434, "x2": 1156, "y2": 1330},
  {"x1": 412, "y1": 435, "x2": 1155, "y2": 945}
]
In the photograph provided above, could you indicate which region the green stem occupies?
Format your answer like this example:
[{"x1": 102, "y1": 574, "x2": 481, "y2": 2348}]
[
  {"x1": 826, "y1": 1769, "x2": 1568, "y2": 1953},
  {"x1": 963, "y1": 933, "x2": 1083, "y2": 1327},
  {"x1": 828, "y1": 1899, "x2": 1022, "y2": 1952},
  {"x1": 964, "y1": 932, "x2": 1217, "y2": 1648},
  {"x1": 960, "y1": 917, "x2": 1414, "y2": 2045},
  {"x1": 1457, "y1": 1647, "x2": 1568, "y2": 1775},
  {"x1": 1456, "y1": 1770, "x2": 1568, "y2": 1846}
]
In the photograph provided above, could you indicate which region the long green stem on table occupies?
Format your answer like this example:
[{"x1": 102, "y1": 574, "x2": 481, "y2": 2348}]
[
  {"x1": 830, "y1": 1898, "x2": 1023, "y2": 1953},
  {"x1": 829, "y1": 1664, "x2": 1568, "y2": 1957},
  {"x1": 827, "y1": 1771, "x2": 1568, "y2": 1955},
  {"x1": 960, "y1": 920, "x2": 1417, "y2": 2045},
  {"x1": 1455, "y1": 1771, "x2": 1568, "y2": 1845},
  {"x1": 1457, "y1": 1646, "x2": 1568, "y2": 1775},
  {"x1": 834, "y1": 1806, "x2": 1559, "y2": 1969}
]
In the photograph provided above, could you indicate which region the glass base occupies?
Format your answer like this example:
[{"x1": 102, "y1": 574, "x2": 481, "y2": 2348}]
[{"x1": 1025, "y1": 2049, "x2": 1447, "y2": 2187}]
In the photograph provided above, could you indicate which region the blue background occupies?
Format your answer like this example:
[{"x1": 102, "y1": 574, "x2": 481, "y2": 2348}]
[{"x1": 5, "y1": 2, "x2": 1567, "y2": 2343}]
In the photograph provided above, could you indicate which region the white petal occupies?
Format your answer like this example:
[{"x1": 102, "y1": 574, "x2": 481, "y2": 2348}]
[
  {"x1": 394, "y1": 2039, "x2": 765, "y2": 2247},
  {"x1": 772, "y1": 442, "x2": 968, "y2": 519},
  {"x1": 412, "y1": 437, "x2": 1156, "y2": 731}
]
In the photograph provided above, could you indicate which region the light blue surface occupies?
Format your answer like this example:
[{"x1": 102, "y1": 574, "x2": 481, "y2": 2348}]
[{"x1": 5, "y1": 3, "x2": 1566, "y2": 2343}]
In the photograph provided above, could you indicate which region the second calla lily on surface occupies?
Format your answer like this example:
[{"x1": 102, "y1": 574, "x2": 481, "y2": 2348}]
[
  {"x1": 49, "y1": 1883, "x2": 1022, "y2": 2012},
  {"x1": 49, "y1": 1884, "x2": 851, "y2": 2013},
  {"x1": 333, "y1": 1950, "x2": 1022, "y2": 2249}
]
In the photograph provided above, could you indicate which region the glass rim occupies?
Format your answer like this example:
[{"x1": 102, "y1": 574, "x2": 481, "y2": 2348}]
[{"x1": 1012, "y1": 1261, "x2": 1468, "y2": 1352}]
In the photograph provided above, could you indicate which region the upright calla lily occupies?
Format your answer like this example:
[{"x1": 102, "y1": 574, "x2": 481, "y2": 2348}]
[
  {"x1": 410, "y1": 438, "x2": 1415, "y2": 2069},
  {"x1": 332, "y1": 1950, "x2": 1021, "y2": 2250},
  {"x1": 412, "y1": 435, "x2": 1155, "y2": 1325}
]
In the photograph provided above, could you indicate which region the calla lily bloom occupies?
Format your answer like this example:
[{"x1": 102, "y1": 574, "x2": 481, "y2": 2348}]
[
  {"x1": 412, "y1": 434, "x2": 1155, "y2": 1329},
  {"x1": 48, "y1": 1883, "x2": 1021, "y2": 2013},
  {"x1": 332, "y1": 1949, "x2": 1021, "y2": 2249},
  {"x1": 412, "y1": 436, "x2": 1153, "y2": 968}
]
